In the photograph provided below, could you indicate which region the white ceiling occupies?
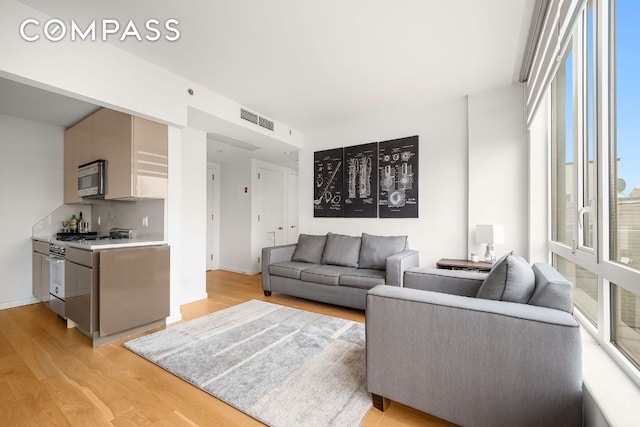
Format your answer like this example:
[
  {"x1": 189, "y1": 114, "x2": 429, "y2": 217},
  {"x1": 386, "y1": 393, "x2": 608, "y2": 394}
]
[{"x1": 6, "y1": 0, "x2": 535, "y2": 167}]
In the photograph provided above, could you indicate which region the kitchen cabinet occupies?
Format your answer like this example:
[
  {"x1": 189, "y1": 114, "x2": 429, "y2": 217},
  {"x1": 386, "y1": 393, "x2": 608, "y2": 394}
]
[
  {"x1": 99, "y1": 245, "x2": 170, "y2": 337},
  {"x1": 63, "y1": 108, "x2": 168, "y2": 201},
  {"x1": 63, "y1": 126, "x2": 82, "y2": 204},
  {"x1": 31, "y1": 241, "x2": 50, "y2": 302},
  {"x1": 61, "y1": 244, "x2": 169, "y2": 347},
  {"x1": 65, "y1": 247, "x2": 98, "y2": 334}
]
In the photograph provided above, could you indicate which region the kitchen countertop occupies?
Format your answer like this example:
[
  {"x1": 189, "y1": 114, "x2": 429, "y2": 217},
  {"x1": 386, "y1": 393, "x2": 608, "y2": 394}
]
[{"x1": 32, "y1": 235, "x2": 166, "y2": 250}]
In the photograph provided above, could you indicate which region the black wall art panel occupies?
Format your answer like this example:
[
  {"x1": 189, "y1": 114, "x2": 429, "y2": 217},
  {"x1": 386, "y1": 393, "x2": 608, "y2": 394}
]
[
  {"x1": 344, "y1": 142, "x2": 378, "y2": 217},
  {"x1": 378, "y1": 136, "x2": 419, "y2": 218},
  {"x1": 313, "y1": 148, "x2": 344, "y2": 217}
]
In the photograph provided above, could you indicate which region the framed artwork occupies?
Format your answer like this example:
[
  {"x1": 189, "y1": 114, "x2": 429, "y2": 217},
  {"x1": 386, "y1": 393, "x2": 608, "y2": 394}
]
[
  {"x1": 378, "y1": 135, "x2": 419, "y2": 218},
  {"x1": 313, "y1": 147, "x2": 344, "y2": 217},
  {"x1": 344, "y1": 142, "x2": 378, "y2": 217}
]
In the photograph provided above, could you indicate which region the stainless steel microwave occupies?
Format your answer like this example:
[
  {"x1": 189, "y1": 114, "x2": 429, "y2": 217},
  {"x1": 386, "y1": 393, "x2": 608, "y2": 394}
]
[{"x1": 78, "y1": 159, "x2": 106, "y2": 198}]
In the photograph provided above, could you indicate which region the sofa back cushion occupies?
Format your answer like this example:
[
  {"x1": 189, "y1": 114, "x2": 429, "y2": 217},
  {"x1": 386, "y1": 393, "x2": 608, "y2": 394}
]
[
  {"x1": 291, "y1": 234, "x2": 327, "y2": 264},
  {"x1": 476, "y1": 251, "x2": 535, "y2": 303},
  {"x1": 321, "y1": 233, "x2": 361, "y2": 268},
  {"x1": 358, "y1": 233, "x2": 408, "y2": 270},
  {"x1": 528, "y1": 263, "x2": 574, "y2": 313}
]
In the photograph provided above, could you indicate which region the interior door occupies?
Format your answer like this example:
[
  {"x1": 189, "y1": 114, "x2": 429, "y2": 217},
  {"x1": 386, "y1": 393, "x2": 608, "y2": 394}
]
[
  {"x1": 206, "y1": 164, "x2": 220, "y2": 270},
  {"x1": 288, "y1": 172, "x2": 299, "y2": 244},
  {"x1": 257, "y1": 167, "x2": 285, "y2": 258}
]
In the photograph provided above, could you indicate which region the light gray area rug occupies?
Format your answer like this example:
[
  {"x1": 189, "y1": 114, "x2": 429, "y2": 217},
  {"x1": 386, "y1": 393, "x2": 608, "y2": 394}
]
[{"x1": 124, "y1": 300, "x2": 371, "y2": 427}]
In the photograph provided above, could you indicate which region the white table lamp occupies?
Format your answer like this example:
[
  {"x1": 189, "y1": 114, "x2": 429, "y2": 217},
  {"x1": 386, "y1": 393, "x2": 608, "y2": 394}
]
[{"x1": 476, "y1": 224, "x2": 504, "y2": 263}]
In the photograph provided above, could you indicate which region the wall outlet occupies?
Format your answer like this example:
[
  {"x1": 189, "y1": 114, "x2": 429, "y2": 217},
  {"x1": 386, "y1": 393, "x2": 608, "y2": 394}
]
[{"x1": 142, "y1": 216, "x2": 149, "y2": 227}]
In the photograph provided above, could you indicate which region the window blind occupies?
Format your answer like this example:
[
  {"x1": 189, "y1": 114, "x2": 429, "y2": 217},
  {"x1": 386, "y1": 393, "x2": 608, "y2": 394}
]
[{"x1": 525, "y1": 0, "x2": 586, "y2": 127}]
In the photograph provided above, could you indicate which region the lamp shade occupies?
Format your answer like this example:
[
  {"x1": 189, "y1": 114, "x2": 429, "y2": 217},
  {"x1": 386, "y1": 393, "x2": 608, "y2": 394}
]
[{"x1": 476, "y1": 224, "x2": 504, "y2": 244}]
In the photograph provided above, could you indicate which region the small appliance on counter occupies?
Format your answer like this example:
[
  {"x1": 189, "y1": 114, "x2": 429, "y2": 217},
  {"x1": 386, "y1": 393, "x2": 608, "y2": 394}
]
[{"x1": 109, "y1": 228, "x2": 133, "y2": 239}]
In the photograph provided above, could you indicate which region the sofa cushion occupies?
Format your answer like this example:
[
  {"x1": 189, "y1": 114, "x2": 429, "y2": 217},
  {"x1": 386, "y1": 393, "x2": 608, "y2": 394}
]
[
  {"x1": 339, "y1": 269, "x2": 386, "y2": 290},
  {"x1": 358, "y1": 233, "x2": 408, "y2": 270},
  {"x1": 269, "y1": 261, "x2": 319, "y2": 280},
  {"x1": 321, "y1": 233, "x2": 361, "y2": 268},
  {"x1": 528, "y1": 263, "x2": 574, "y2": 313},
  {"x1": 300, "y1": 265, "x2": 358, "y2": 286},
  {"x1": 476, "y1": 252, "x2": 535, "y2": 303},
  {"x1": 291, "y1": 234, "x2": 327, "y2": 264}
]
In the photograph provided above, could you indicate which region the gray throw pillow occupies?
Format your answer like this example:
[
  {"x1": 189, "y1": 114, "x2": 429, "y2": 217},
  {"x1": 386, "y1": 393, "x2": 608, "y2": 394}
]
[
  {"x1": 321, "y1": 233, "x2": 361, "y2": 268},
  {"x1": 291, "y1": 234, "x2": 327, "y2": 264},
  {"x1": 476, "y1": 251, "x2": 535, "y2": 303},
  {"x1": 358, "y1": 233, "x2": 408, "y2": 270}
]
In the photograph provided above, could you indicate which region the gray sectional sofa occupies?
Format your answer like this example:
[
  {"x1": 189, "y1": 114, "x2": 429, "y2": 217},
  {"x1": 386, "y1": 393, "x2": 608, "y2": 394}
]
[
  {"x1": 366, "y1": 252, "x2": 583, "y2": 427},
  {"x1": 261, "y1": 232, "x2": 419, "y2": 310}
]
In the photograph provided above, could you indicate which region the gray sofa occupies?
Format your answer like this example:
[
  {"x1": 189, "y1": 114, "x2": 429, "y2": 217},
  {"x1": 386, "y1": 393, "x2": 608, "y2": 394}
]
[
  {"x1": 366, "y1": 253, "x2": 583, "y2": 427},
  {"x1": 261, "y1": 232, "x2": 419, "y2": 310}
]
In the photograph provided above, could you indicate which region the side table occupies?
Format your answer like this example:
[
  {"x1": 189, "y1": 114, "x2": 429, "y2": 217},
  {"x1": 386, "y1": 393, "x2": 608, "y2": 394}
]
[{"x1": 436, "y1": 258, "x2": 493, "y2": 272}]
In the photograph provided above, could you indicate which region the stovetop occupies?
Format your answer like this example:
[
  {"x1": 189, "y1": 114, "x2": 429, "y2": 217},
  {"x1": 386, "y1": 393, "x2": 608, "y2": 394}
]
[{"x1": 56, "y1": 232, "x2": 98, "y2": 242}]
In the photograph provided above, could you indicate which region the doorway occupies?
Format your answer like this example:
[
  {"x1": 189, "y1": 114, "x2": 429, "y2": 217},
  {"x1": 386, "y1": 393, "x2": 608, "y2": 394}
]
[{"x1": 206, "y1": 163, "x2": 221, "y2": 270}]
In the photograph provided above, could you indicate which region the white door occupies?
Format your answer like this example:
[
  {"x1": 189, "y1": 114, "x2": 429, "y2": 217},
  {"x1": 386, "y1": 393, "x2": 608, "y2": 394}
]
[
  {"x1": 206, "y1": 164, "x2": 221, "y2": 270},
  {"x1": 257, "y1": 167, "x2": 285, "y2": 258},
  {"x1": 287, "y1": 172, "x2": 299, "y2": 244}
]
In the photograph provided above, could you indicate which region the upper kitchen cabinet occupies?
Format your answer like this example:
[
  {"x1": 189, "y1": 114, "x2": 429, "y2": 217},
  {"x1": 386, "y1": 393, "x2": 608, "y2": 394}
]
[{"x1": 64, "y1": 108, "x2": 168, "y2": 201}]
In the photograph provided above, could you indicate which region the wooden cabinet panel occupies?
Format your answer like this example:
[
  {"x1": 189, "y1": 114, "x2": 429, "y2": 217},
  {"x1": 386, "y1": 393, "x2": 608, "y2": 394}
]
[
  {"x1": 31, "y1": 248, "x2": 50, "y2": 302},
  {"x1": 99, "y1": 246, "x2": 170, "y2": 336},
  {"x1": 64, "y1": 127, "x2": 82, "y2": 204},
  {"x1": 64, "y1": 108, "x2": 167, "y2": 201},
  {"x1": 132, "y1": 117, "x2": 168, "y2": 198}
]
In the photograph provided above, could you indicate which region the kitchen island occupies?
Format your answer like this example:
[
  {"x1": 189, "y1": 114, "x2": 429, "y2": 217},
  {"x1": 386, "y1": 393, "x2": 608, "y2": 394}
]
[{"x1": 32, "y1": 236, "x2": 170, "y2": 347}]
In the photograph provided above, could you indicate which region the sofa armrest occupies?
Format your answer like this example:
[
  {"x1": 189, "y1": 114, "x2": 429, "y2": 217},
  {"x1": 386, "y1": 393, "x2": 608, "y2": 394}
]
[
  {"x1": 365, "y1": 285, "x2": 582, "y2": 427},
  {"x1": 261, "y1": 244, "x2": 297, "y2": 291},
  {"x1": 385, "y1": 250, "x2": 419, "y2": 287},
  {"x1": 404, "y1": 267, "x2": 487, "y2": 296}
]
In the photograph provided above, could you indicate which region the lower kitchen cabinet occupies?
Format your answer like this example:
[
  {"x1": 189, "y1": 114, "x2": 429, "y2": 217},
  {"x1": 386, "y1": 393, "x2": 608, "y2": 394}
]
[
  {"x1": 63, "y1": 244, "x2": 170, "y2": 346},
  {"x1": 99, "y1": 246, "x2": 170, "y2": 337},
  {"x1": 65, "y1": 247, "x2": 99, "y2": 334},
  {"x1": 32, "y1": 241, "x2": 50, "y2": 302}
]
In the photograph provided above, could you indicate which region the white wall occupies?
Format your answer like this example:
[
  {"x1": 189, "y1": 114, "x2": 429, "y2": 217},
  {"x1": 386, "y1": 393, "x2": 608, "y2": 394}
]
[
  {"x1": 299, "y1": 98, "x2": 470, "y2": 267},
  {"x1": 527, "y1": 90, "x2": 550, "y2": 263},
  {"x1": 467, "y1": 84, "x2": 528, "y2": 260},
  {"x1": 299, "y1": 85, "x2": 529, "y2": 267},
  {"x1": 219, "y1": 158, "x2": 253, "y2": 273},
  {"x1": 166, "y1": 126, "x2": 208, "y2": 322},
  {"x1": 0, "y1": 114, "x2": 63, "y2": 309},
  {"x1": 178, "y1": 128, "x2": 208, "y2": 304}
]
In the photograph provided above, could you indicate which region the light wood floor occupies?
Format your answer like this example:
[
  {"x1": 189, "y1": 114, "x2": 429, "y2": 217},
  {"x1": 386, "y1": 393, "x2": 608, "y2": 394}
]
[{"x1": 0, "y1": 270, "x2": 454, "y2": 426}]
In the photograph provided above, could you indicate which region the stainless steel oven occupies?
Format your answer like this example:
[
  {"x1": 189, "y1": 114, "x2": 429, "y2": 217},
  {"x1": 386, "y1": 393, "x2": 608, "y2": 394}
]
[{"x1": 48, "y1": 243, "x2": 66, "y2": 317}]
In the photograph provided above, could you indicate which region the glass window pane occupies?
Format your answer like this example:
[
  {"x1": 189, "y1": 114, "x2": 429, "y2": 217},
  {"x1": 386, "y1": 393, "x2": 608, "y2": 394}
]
[
  {"x1": 611, "y1": 0, "x2": 640, "y2": 270},
  {"x1": 583, "y1": 3, "x2": 596, "y2": 248},
  {"x1": 612, "y1": 284, "x2": 640, "y2": 368},
  {"x1": 553, "y1": 45, "x2": 575, "y2": 246},
  {"x1": 554, "y1": 254, "x2": 598, "y2": 325}
]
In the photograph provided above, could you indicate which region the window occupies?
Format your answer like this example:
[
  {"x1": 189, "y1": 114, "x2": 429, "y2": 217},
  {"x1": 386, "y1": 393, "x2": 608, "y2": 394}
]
[
  {"x1": 555, "y1": 254, "x2": 598, "y2": 325},
  {"x1": 552, "y1": 45, "x2": 575, "y2": 247},
  {"x1": 610, "y1": 0, "x2": 640, "y2": 271},
  {"x1": 550, "y1": 0, "x2": 640, "y2": 378}
]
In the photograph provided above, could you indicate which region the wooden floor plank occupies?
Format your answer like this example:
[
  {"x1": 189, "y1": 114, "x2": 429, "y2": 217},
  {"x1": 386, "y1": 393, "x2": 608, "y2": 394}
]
[{"x1": 0, "y1": 270, "x2": 455, "y2": 426}]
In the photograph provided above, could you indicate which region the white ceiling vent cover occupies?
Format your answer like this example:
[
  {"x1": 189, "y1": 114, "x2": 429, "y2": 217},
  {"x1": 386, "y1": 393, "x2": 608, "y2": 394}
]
[
  {"x1": 259, "y1": 116, "x2": 274, "y2": 131},
  {"x1": 240, "y1": 108, "x2": 275, "y2": 132},
  {"x1": 240, "y1": 108, "x2": 258, "y2": 124}
]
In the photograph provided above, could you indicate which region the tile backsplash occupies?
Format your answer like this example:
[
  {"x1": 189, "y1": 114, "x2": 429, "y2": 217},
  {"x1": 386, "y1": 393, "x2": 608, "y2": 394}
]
[{"x1": 90, "y1": 199, "x2": 165, "y2": 240}]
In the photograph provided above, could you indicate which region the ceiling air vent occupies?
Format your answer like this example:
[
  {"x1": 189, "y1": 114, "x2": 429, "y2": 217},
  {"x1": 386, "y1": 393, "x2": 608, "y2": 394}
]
[
  {"x1": 259, "y1": 116, "x2": 274, "y2": 131},
  {"x1": 240, "y1": 108, "x2": 258, "y2": 124},
  {"x1": 240, "y1": 108, "x2": 275, "y2": 132}
]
